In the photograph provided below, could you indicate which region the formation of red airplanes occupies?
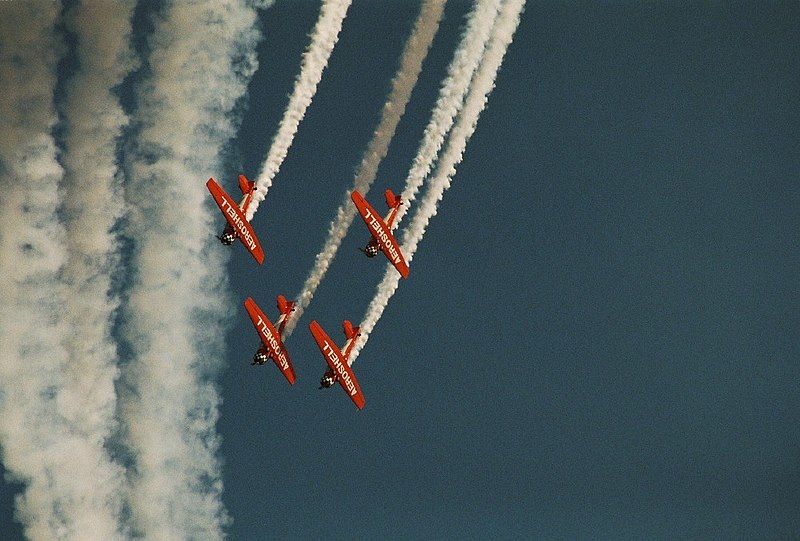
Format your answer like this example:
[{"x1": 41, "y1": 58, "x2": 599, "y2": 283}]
[{"x1": 206, "y1": 175, "x2": 409, "y2": 409}]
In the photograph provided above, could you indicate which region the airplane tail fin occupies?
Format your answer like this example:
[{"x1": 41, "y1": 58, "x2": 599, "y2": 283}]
[
  {"x1": 238, "y1": 174, "x2": 255, "y2": 194},
  {"x1": 277, "y1": 294, "x2": 295, "y2": 315},
  {"x1": 343, "y1": 320, "x2": 360, "y2": 340},
  {"x1": 385, "y1": 188, "x2": 400, "y2": 209}
]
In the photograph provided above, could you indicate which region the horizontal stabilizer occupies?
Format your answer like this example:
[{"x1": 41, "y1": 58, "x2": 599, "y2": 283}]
[
  {"x1": 238, "y1": 174, "x2": 255, "y2": 194},
  {"x1": 343, "y1": 320, "x2": 360, "y2": 340},
  {"x1": 277, "y1": 294, "x2": 295, "y2": 315},
  {"x1": 385, "y1": 188, "x2": 400, "y2": 209}
]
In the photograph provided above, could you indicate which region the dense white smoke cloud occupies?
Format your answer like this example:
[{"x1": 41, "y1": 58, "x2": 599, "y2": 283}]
[
  {"x1": 247, "y1": 0, "x2": 352, "y2": 219},
  {"x1": 119, "y1": 1, "x2": 264, "y2": 538},
  {"x1": 0, "y1": 4, "x2": 101, "y2": 539},
  {"x1": 350, "y1": 0, "x2": 526, "y2": 363},
  {"x1": 282, "y1": 0, "x2": 447, "y2": 338},
  {"x1": 56, "y1": 1, "x2": 138, "y2": 538}
]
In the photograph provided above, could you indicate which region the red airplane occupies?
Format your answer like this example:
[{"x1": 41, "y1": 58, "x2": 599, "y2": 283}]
[
  {"x1": 207, "y1": 175, "x2": 265, "y2": 264},
  {"x1": 352, "y1": 189, "x2": 410, "y2": 279},
  {"x1": 244, "y1": 296, "x2": 296, "y2": 385},
  {"x1": 309, "y1": 319, "x2": 365, "y2": 410}
]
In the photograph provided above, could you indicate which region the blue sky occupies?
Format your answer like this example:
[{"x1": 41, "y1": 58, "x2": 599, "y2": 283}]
[{"x1": 3, "y1": 1, "x2": 799, "y2": 539}]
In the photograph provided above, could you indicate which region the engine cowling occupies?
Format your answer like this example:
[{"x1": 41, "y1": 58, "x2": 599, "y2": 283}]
[
  {"x1": 219, "y1": 231, "x2": 237, "y2": 245},
  {"x1": 364, "y1": 243, "x2": 379, "y2": 257},
  {"x1": 320, "y1": 373, "x2": 336, "y2": 388}
]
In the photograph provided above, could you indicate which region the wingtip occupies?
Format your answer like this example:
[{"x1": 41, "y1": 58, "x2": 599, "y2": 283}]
[{"x1": 252, "y1": 246, "x2": 265, "y2": 265}]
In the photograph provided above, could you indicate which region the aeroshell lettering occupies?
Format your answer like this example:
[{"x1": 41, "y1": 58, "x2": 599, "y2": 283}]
[
  {"x1": 363, "y1": 206, "x2": 401, "y2": 264},
  {"x1": 321, "y1": 341, "x2": 357, "y2": 396},
  {"x1": 220, "y1": 196, "x2": 257, "y2": 251},
  {"x1": 255, "y1": 315, "x2": 289, "y2": 371}
]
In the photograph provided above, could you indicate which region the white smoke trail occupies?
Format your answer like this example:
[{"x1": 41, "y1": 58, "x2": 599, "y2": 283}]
[
  {"x1": 350, "y1": 0, "x2": 526, "y2": 363},
  {"x1": 119, "y1": 1, "x2": 264, "y2": 538},
  {"x1": 53, "y1": 1, "x2": 137, "y2": 538},
  {"x1": 246, "y1": 0, "x2": 352, "y2": 219},
  {"x1": 0, "y1": 4, "x2": 89, "y2": 539},
  {"x1": 392, "y1": 0, "x2": 502, "y2": 230},
  {"x1": 282, "y1": 0, "x2": 447, "y2": 338}
]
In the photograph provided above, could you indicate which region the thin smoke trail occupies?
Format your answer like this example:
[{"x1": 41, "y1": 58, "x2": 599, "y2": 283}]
[
  {"x1": 246, "y1": 0, "x2": 352, "y2": 220},
  {"x1": 55, "y1": 1, "x2": 138, "y2": 538},
  {"x1": 350, "y1": 0, "x2": 526, "y2": 363},
  {"x1": 392, "y1": 0, "x2": 502, "y2": 231},
  {"x1": 285, "y1": 0, "x2": 499, "y2": 336},
  {"x1": 282, "y1": 0, "x2": 447, "y2": 338},
  {"x1": 119, "y1": 1, "x2": 264, "y2": 538}
]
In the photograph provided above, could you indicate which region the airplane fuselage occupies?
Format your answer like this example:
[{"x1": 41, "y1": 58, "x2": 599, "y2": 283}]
[
  {"x1": 361, "y1": 204, "x2": 401, "y2": 265},
  {"x1": 243, "y1": 296, "x2": 296, "y2": 384},
  {"x1": 309, "y1": 319, "x2": 365, "y2": 409},
  {"x1": 217, "y1": 192, "x2": 251, "y2": 246},
  {"x1": 361, "y1": 203, "x2": 399, "y2": 258},
  {"x1": 318, "y1": 335, "x2": 357, "y2": 390}
]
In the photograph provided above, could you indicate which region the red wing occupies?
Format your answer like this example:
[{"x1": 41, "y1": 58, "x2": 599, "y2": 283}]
[
  {"x1": 309, "y1": 321, "x2": 365, "y2": 410},
  {"x1": 207, "y1": 178, "x2": 265, "y2": 265},
  {"x1": 351, "y1": 191, "x2": 410, "y2": 279},
  {"x1": 244, "y1": 297, "x2": 296, "y2": 385}
]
